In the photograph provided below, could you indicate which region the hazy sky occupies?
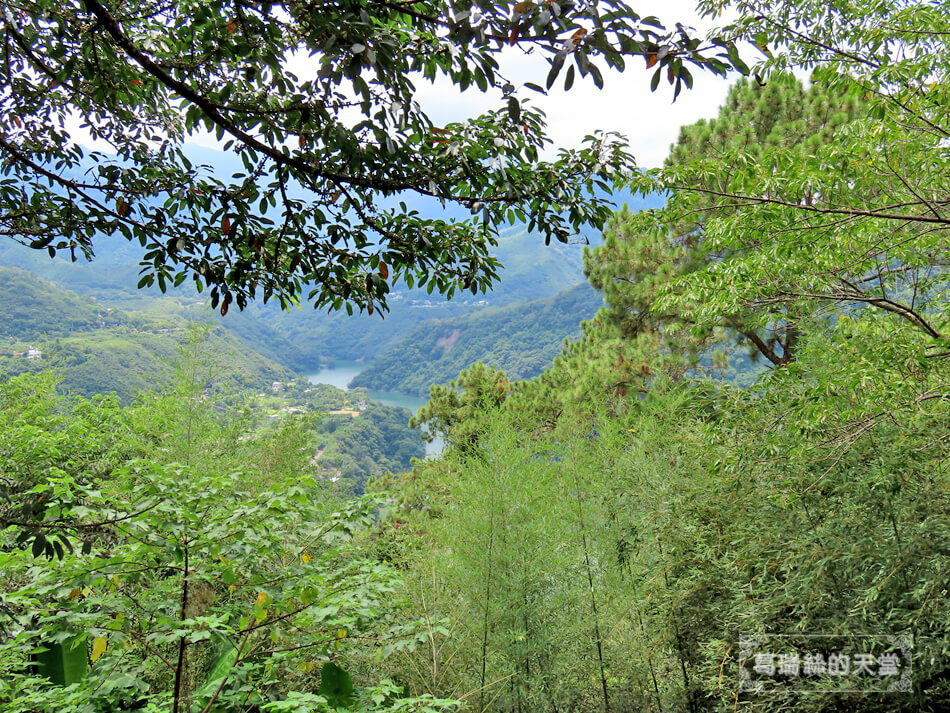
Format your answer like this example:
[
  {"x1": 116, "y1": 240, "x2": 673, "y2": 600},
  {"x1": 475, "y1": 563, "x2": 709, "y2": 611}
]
[{"x1": 397, "y1": 0, "x2": 738, "y2": 167}]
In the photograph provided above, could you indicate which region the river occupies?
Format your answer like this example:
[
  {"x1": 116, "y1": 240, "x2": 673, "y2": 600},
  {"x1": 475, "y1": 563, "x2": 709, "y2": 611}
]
[{"x1": 307, "y1": 360, "x2": 444, "y2": 457}]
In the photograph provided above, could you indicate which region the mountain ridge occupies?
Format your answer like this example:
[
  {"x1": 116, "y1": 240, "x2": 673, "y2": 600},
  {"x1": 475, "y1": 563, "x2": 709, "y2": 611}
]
[{"x1": 350, "y1": 282, "x2": 604, "y2": 396}]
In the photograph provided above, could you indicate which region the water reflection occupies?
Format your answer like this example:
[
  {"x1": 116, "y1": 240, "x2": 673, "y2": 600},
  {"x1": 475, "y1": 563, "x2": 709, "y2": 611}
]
[{"x1": 307, "y1": 361, "x2": 444, "y2": 457}]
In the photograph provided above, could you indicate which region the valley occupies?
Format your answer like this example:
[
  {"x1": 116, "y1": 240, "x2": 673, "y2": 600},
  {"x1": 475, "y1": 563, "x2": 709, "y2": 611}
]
[{"x1": 5, "y1": 6, "x2": 943, "y2": 706}]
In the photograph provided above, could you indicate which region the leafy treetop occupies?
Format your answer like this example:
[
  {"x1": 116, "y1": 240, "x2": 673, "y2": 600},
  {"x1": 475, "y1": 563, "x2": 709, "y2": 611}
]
[
  {"x1": 646, "y1": 0, "x2": 950, "y2": 348},
  {"x1": 587, "y1": 74, "x2": 865, "y2": 369},
  {"x1": 1, "y1": 0, "x2": 739, "y2": 315}
]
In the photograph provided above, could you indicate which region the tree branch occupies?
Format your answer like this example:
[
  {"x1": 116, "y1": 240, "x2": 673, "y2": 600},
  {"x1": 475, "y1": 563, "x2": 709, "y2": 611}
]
[
  {"x1": 672, "y1": 185, "x2": 950, "y2": 225},
  {"x1": 80, "y1": 0, "x2": 423, "y2": 193}
]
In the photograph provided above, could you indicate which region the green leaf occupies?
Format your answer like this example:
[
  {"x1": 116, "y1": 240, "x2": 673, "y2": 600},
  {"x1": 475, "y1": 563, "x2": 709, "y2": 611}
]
[
  {"x1": 32, "y1": 533, "x2": 46, "y2": 558},
  {"x1": 546, "y1": 53, "x2": 565, "y2": 90},
  {"x1": 318, "y1": 662, "x2": 354, "y2": 704},
  {"x1": 564, "y1": 64, "x2": 575, "y2": 91},
  {"x1": 589, "y1": 62, "x2": 603, "y2": 89},
  {"x1": 507, "y1": 97, "x2": 521, "y2": 123}
]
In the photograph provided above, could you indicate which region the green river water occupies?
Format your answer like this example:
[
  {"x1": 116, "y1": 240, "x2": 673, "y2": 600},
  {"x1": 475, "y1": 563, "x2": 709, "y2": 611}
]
[{"x1": 307, "y1": 361, "x2": 444, "y2": 457}]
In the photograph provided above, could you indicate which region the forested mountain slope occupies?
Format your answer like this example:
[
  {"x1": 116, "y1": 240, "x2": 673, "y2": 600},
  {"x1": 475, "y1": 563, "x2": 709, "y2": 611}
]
[
  {"x1": 0, "y1": 267, "x2": 296, "y2": 402},
  {"x1": 0, "y1": 173, "x2": 660, "y2": 370},
  {"x1": 350, "y1": 282, "x2": 603, "y2": 396}
]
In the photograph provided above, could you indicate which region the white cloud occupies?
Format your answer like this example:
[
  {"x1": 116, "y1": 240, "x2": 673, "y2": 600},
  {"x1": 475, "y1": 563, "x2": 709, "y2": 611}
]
[
  {"x1": 413, "y1": 50, "x2": 734, "y2": 168},
  {"x1": 411, "y1": 0, "x2": 738, "y2": 167}
]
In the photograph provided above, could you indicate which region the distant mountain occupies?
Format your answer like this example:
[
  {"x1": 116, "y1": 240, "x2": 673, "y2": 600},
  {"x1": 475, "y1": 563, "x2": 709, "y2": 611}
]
[
  {"x1": 232, "y1": 222, "x2": 603, "y2": 365},
  {"x1": 350, "y1": 282, "x2": 603, "y2": 396},
  {"x1": 0, "y1": 145, "x2": 662, "y2": 371}
]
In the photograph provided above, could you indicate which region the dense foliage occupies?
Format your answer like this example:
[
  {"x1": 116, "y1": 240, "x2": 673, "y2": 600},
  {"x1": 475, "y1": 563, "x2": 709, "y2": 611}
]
[
  {"x1": 314, "y1": 406, "x2": 425, "y2": 493},
  {"x1": 381, "y1": 354, "x2": 950, "y2": 711},
  {"x1": 380, "y1": 33, "x2": 950, "y2": 710},
  {"x1": 0, "y1": 359, "x2": 445, "y2": 713},
  {"x1": 2, "y1": 0, "x2": 736, "y2": 314},
  {"x1": 636, "y1": 0, "x2": 950, "y2": 349},
  {"x1": 587, "y1": 74, "x2": 865, "y2": 369}
]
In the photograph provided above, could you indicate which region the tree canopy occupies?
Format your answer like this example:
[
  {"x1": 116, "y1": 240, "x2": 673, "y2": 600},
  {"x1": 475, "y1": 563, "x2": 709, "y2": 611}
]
[
  {"x1": 586, "y1": 74, "x2": 865, "y2": 372},
  {"x1": 2, "y1": 0, "x2": 738, "y2": 314},
  {"x1": 369, "y1": 6, "x2": 950, "y2": 703},
  {"x1": 639, "y1": 0, "x2": 950, "y2": 347}
]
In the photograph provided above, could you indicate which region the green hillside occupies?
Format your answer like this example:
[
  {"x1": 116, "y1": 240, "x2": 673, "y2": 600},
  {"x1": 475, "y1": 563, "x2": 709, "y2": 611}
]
[
  {"x1": 0, "y1": 267, "x2": 125, "y2": 339},
  {"x1": 0, "y1": 267, "x2": 297, "y2": 402},
  {"x1": 0, "y1": 214, "x2": 624, "y2": 368},
  {"x1": 350, "y1": 282, "x2": 603, "y2": 396}
]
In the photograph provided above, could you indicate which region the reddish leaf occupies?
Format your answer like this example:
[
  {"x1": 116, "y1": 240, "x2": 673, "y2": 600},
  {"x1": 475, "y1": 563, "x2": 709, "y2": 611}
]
[
  {"x1": 221, "y1": 216, "x2": 231, "y2": 234},
  {"x1": 379, "y1": 261, "x2": 389, "y2": 279},
  {"x1": 220, "y1": 301, "x2": 229, "y2": 316},
  {"x1": 228, "y1": 19, "x2": 236, "y2": 33}
]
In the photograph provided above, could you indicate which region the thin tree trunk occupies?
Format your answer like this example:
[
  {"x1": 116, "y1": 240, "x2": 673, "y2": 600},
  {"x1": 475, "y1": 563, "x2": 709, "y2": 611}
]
[
  {"x1": 569, "y1": 457, "x2": 610, "y2": 713},
  {"x1": 479, "y1": 508, "x2": 495, "y2": 713},
  {"x1": 172, "y1": 543, "x2": 190, "y2": 713}
]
